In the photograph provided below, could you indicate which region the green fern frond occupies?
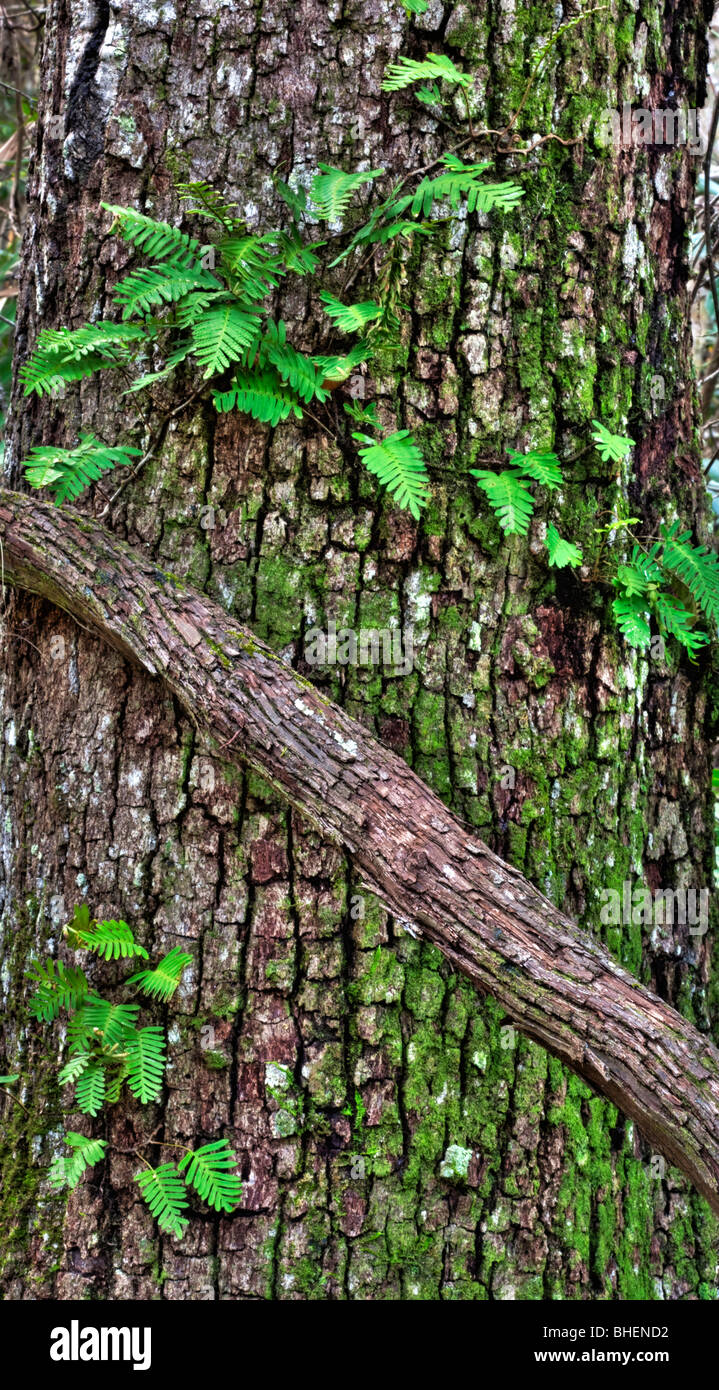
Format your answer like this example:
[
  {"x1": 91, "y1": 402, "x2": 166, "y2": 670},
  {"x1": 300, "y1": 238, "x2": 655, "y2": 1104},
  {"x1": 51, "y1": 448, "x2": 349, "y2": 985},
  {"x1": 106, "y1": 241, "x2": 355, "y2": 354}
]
[
  {"x1": 101, "y1": 203, "x2": 202, "y2": 266},
  {"x1": 174, "y1": 288, "x2": 230, "y2": 328},
  {"x1": 320, "y1": 292, "x2": 381, "y2": 333},
  {"x1": 178, "y1": 1139, "x2": 243, "y2": 1213},
  {"x1": 50, "y1": 1133, "x2": 107, "y2": 1191},
  {"x1": 175, "y1": 181, "x2": 242, "y2": 229},
  {"x1": 134, "y1": 1163, "x2": 190, "y2": 1238},
  {"x1": 612, "y1": 596, "x2": 651, "y2": 649},
  {"x1": 20, "y1": 323, "x2": 147, "y2": 397},
  {"x1": 470, "y1": 469, "x2": 534, "y2": 535},
  {"x1": 508, "y1": 448, "x2": 562, "y2": 488},
  {"x1": 310, "y1": 165, "x2": 384, "y2": 222},
  {"x1": 591, "y1": 419, "x2": 635, "y2": 462},
  {"x1": 127, "y1": 341, "x2": 194, "y2": 392},
  {"x1": 112, "y1": 264, "x2": 221, "y2": 319},
  {"x1": 660, "y1": 522, "x2": 719, "y2": 626},
  {"x1": 27, "y1": 960, "x2": 89, "y2": 1022},
  {"x1": 58, "y1": 1052, "x2": 91, "y2": 1087},
  {"x1": 655, "y1": 593, "x2": 709, "y2": 654},
  {"x1": 219, "y1": 235, "x2": 285, "y2": 300},
  {"x1": 191, "y1": 304, "x2": 263, "y2": 377},
  {"x1": 381, "y1": 52, "x2": 472, "y2": 92},
  {"x1": 273, "y1": 229, "x2": 323, "y2": 276},
  {"x1": 275, "y1": 178, "x2": 309, "y2": 224},
  {"x1": 125, "y1": 1026, "x2": 166, "y2": 1104},
  {"x1": 22, "y1": 434, "x2": 142, "y2": 505},
  {"x1": 78, "y1": 998, "x2": 141, "y2": 1049},
  {"x1": 401, "y1": 0, "x2": 429, "y2": 12},
  {"x1": 67, "y1": 913, "x2": 149, "y2": 961},
  {"x1": 311, "y1": 343, "x2": 368, "y2": 382},
  {"x1": 615, "y1": 545, "x2": 662, "y2": 596},
  {"x1": 212, "y1": 370, "x2": 303, "y2": 425},
  {"x1": 546, "y1": 525, "x2": 583, "y2": 569},
  {"x1": 127, "y1": 946, "x2": 193, "y2": 1003},
  {"x1": 411, "y1": 157, "x2": 523, "y2": 217},
  {"x1": 262, "y1": 321, "x2": 330, "y2": 403},
  {"x1": 352, "y1": 429, "x2": 430, "y2": 518},
  {"x1": 76, "y1": 1061, "x2": 106, "y2": 1116}
]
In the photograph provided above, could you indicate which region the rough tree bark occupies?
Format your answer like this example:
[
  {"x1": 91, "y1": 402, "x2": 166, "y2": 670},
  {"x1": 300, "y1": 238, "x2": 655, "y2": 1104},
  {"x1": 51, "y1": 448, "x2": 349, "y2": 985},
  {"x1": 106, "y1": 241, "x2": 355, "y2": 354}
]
[
  {"x1": 1, "y1": 0, "x2": 718, "y2": 1300},
  {"x1": 4, "y1": 489, "x2": 719, "y2": 1215}
]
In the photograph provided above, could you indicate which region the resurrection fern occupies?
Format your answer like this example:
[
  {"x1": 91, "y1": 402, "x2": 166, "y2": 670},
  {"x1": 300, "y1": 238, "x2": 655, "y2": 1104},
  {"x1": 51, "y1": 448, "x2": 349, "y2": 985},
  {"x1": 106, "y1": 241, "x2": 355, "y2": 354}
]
[
  {"x1": 310, "y1": 165, "x2": 384, "y2": 221},
  {"x1": 134, "y1": 1163, "x2": 190, "y2": 1239},
  {"x1": 174, "y1": 180, "x2": 242, "y2": 228},
  {"x1": 178, "y1": 1140, "x2": 244, "y2": 1213},
  {"x1": 125, "y1": 1026, "x2": 166, "y2": 1104},
  {"x1": 353, "y1": 430, "x2": 430, "y2": 519},
  {"x1": 21, "y1": 74, "x2": 524, "y2": 517},
  {"x1": 381, "y1": 52, "x2": 472, "y2": 92},
  {"x1": 320, "y1": 291, "x2": 382, "y2": 333},
  {"x1": 611, "y1": 595, "x2": 652, "y2": 650},
  {"x1": 66, "y1": 906, "x2": 149, "y2": 961},
  {"x1": 212, "y1": 370, "x2": 303, "y2": 425},
  {"x1": 410, "y1": 156, "x2": 525, "y2": 217},
  {"x1": 102, "y1": 203, "x2": 202, "y2": 264},
  {"x1": 471, "y1": 449, "x2": 560, "y2": 537},
  {"x1": 75, "y1": 1061, "x2": 106, "y2": 1117},
  {"x1": 546, "y1": 524, "x2": 583, "y2": 569},
  {"x1": 471, "y1": 418, "x2": 717, "y2": 656},
  {"x1": 660, "y1": 522, "x2": 719, "y2": 625},
  {"x1": 27, "y1": 959, "x2": 89, "y2": 1023},
  {"x1": 472, "y1": 469, "x2": 534, "y2": 536},
  {"x1": 22, "y1": 434, "x2": 141, "y2": 505},
  {"x1": 112, "y1": 263, "x2": 221, "y2": 318},
  {"x1": 134, "y1": 1142, "x2": 243, "y2": 1234},
  {"x1": 25, "y1": 911, "x2": 239, "y2": 1237},
  {"x1": 191, "y1": 303, "x2": 263, "y2": 377},
  {"x1": 127, "y1": 947, "x2": 193, "y2": 1003},
  {"x1": 50, "y1": 1134, "x2": 107, "y2": 1192},
  {"x1": 591, "y1": 418, "x2": 635, "y2": 463},
  {"x1": 19, "y1": 323, "x2": 147, "y2": 398}
]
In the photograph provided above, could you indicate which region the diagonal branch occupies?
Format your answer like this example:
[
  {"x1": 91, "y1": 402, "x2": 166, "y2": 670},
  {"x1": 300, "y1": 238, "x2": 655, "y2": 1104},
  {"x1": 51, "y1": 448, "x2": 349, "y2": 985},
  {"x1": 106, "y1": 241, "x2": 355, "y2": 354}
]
[{"x1": 1, "y1": 487, "x2": 719, "y2": 1211}]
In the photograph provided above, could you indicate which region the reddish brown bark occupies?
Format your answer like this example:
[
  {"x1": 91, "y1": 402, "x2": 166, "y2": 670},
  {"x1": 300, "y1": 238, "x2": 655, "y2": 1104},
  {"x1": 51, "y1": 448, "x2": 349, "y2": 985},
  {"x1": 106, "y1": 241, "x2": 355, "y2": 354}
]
[{"x1": 2, "y1": 484, "x2": 719, "y2": 1215}]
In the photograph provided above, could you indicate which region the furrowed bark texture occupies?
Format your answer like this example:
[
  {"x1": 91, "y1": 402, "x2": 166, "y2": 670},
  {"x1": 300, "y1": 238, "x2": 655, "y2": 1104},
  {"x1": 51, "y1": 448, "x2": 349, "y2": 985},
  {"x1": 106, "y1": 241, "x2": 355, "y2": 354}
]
[
  {"x1": 3, "y1": 488, "x2": 719, "y2": 1216},
  {"x1": 1, "y1": 0, "x2": 718, "y2": 1299}
]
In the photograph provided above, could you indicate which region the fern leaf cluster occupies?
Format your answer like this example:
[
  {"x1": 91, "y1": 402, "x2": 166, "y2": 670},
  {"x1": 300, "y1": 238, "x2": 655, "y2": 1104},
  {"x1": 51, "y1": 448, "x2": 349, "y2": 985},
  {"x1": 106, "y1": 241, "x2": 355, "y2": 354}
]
[
  {"x1": 381, "y1": 52, "x2": 472, "y2": 92},
  {"x1": 178, "y1": 1140, "x2": 244, "y2": 1212},
  {"x1": 50, "y1": 1133, "x2": 107, "y2": 1191},
  {"x1": 27, "y1": 959, "x2": 89, "y2": 1022},
  {"x1": 22, "y1": 434, "x2": 141, "y2": 505},
  {"x1": 310, "y1": 165, "x2": 384, "y2": 221},
  {"x1": 612, "y1": 534, "x2": 714, "y2": 655},
  {"x1": 127, "y1": 946, "x2": 193, "y2": 1003},
  {"x1": 410, "y1": 155, "x2": 525, "y2": 217},
  {"x1": 134, "y1": 1138, "x2": 242, "y2": 1237},
  {"x1": 471, "y1": 449, "x2": 563, "y2": 539},
  {"x1": 134, "y1": 1163, "x2": 190, "y2": 1239},
  {"x1": 19, "y1": 323, "x2": 147, "y2": 397},
  {"x1": 353, "y1": 429, "x2": 430, "y2": 520},
  {"x1": 66, "y1": 905, "x2": 149, "y2": 961}
]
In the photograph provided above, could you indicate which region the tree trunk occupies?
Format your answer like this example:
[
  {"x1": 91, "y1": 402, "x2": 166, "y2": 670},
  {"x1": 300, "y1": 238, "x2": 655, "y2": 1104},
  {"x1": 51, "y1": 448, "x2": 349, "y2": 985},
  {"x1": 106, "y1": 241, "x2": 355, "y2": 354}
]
[{"x1": 1, "y1": 0, "x2": 717, "y2": 1300}]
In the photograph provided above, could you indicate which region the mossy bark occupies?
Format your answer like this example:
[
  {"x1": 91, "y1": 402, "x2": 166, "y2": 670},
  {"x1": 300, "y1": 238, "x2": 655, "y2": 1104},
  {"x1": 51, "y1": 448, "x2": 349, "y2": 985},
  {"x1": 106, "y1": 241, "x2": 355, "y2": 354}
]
[{"x1": 1, "y1": 0, "x2": 718, "y2": 1299}]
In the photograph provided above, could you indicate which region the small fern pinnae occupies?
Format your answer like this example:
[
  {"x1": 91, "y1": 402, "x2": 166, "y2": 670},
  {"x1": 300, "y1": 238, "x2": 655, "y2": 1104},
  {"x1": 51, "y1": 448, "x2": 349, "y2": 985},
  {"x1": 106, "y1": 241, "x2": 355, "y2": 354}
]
[
  {"x1": 127, "y1": 947, "x2": 193, "y2": 1003},
  {"x1": 353, "y1": 429, "x2": 430, "y2": 519},
  {"x1": 134, "y1": 1163, "x2": 190, "y2": 1239},
  {"x1": 178, "y1": 1140, "x2": 243, "y2": 1213}
]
